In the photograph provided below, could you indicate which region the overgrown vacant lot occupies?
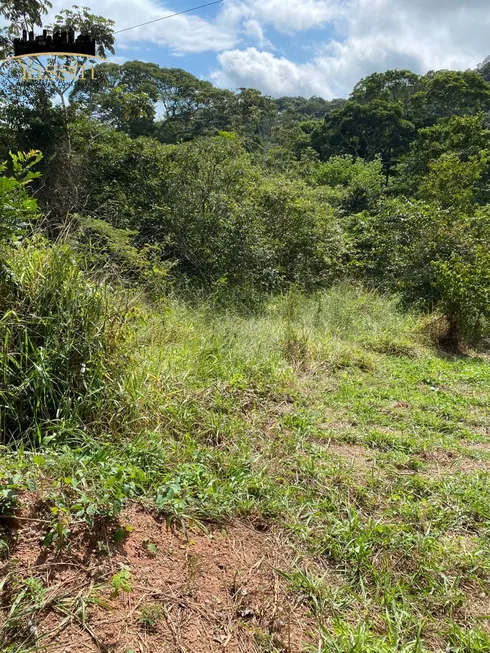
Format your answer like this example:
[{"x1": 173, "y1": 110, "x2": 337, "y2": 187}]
[{"x1": 1, "y1": 286, "x2": 490, "y2": 652}]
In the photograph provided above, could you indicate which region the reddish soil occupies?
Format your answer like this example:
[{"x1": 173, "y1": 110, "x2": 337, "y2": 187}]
[{"x1": 0, "y1": 502, "x2": 314, "y2": 652}]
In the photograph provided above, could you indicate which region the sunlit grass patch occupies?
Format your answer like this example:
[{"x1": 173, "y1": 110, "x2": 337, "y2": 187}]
[{"x1": 2, "y1": 283, "x2": 490, "y2": 650}]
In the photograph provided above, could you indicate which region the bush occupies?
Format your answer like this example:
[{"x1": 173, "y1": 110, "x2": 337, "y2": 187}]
[
  {"x1": 313, "y1": 155, "x2": 385, "y2": 214},
  {"x1": 244, "y1": 178, "x2": 346, "y2": 291},
  {"x1": 78, "y1": 217, "x2": 174, "y2": 300},
  {"x1": 433, "y1": 247, "x2": 490, "y2": 349},
  {"x1": 81, "y1": 133, "x2": 347, "y2": 293},
  {"x1": 349, "y1": 198, "x2": 490, "y2": 349},
  {"x1": 0, "y1": 238, "x2": 131, "y2": 445},
  {"x1": 0, "y1": 150, "x2": 42, "y2": 247}
]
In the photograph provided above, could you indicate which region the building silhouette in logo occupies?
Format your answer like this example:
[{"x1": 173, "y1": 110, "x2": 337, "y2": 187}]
[{"x1": 14, "y1": 29, "x2": 96, "y2": 57}]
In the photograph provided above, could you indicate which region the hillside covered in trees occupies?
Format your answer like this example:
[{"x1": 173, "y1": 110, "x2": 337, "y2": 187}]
[
  {"x1": 4, "y1": 22, "x2": 490, "y2": 348},
  {"x1": 2, "y1": 3, "x2": 490, "y2": 652}
]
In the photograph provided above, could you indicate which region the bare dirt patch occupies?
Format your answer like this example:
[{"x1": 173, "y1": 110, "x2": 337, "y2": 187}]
[
  {"x1": 0, "y1": 503, "x2": 314, "y2": 653},
  {"x1": 326, "y1": 442, "x2": 374, "y2": 470},
  {"x1": 464, "y1": 441, "x2": 490, "y2": 452},
  {"x1": 319, "y1": 420, "x2": 356, "y2": 432},
  {"x1": 421, "y1": 448, "x2": 490, "y2": 476}
]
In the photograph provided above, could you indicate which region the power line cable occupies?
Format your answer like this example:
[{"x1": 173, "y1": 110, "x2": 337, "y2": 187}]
[{"x1": 114, "y1": 0, "x2": 224, "y2": 34}]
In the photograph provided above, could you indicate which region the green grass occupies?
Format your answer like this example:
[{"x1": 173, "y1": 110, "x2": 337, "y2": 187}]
[{"x1": 1, "y1": 283, "x2": 490, "y2": 651}]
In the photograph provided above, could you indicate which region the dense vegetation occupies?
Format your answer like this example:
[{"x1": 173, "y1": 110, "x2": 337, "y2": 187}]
[
  {"x1": 1, "y1": 2, "x2": 490, "y2": 652},
  {"x1": 3, "y1": 37, "x2": 490, "y2": 347}
]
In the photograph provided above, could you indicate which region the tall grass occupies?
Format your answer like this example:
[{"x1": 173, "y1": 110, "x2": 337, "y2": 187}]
[
  {"x1": 0, "y1": 240, "x2": 421, "y2": 450},
  {"x1": 1, "y1": 249, "x2": 488, "y2": 652},
  {"x1": 0, "y1": 237, "x2": 131, "y2": 446},
  {"x1": 126, "y1": 283, "x2": 422, "y2": 437},
  {"x1": 0, "y1": 225, "x2": 422, "y2": 449}
]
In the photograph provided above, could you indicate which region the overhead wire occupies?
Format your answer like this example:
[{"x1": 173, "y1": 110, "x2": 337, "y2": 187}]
[{"x1": 114, "y1": 0, "x2": 224, "y2": 34}]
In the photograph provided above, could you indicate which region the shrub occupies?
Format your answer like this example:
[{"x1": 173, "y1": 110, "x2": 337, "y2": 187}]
[
  {"x1": 349, "y1": 199, "x2": 490, "y2": 349},
  {"x1": 78, "y1": 217, "x2": 174, "y2": 300},
  {"x1": 0, "y1": 238, "x2": 131, "y2": 445},
  {"x1": 433, "y1": 247, "x2": 490, "y2": 349},
  {"x1": 0, "y1": 150, "x2": 42, "y2": 247},
  {"x1": 82, "y1": 133, "x2": 347, "y2": 293},
  {"x1": 313, "y1": 155, "x2": 385, "y2": 214},
  {"x1": 247, "y1": 178, "x2": 346, "y2": 291}
]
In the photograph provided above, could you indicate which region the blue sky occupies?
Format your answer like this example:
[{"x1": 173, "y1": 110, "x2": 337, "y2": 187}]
[{"x1": 44, "y1": 0, "x2": 490, "y2": 98}]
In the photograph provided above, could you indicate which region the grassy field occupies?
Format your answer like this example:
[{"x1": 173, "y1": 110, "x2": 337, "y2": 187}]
[{"x1": 1, "y1": 285, "x2": 490, "y2": 652}]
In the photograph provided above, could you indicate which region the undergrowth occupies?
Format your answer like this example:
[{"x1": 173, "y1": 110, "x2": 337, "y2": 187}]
[
  {"x1": 0, "y1": 238, "x2": 134, "y2": 446},
  {"x1": 1, "y1": 255, "x2": 490, "y2": 651}
]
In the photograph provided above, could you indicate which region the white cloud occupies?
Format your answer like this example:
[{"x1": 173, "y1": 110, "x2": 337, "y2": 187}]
[
  {"x1": 243, "y1": 19, "x2": 271, "y2": 49},
  {"x1": 42, "y1": 0, "x2": 346, "y2": 55},
  {"x1": 212, "y1": 0, "x2": 490, "y2": 98},
  {"x1": 48, "y1": 0, "x2": 238, "y2": 54},
  {"x1": 212, "y1": 48, "x2": 336, "y2": 97},
  {"x1": 232, "y1": 0, "x2": 345, "y2": 32}
]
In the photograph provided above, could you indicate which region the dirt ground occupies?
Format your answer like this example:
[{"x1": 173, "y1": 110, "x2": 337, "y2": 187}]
[{"x1": 0, "y1": 501, "x2": 315, "y2": 653}]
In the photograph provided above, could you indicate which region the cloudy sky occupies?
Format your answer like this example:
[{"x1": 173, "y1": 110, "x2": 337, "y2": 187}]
[{"x1": 47, "y1": 0, "x2": 490, "y2": 98}]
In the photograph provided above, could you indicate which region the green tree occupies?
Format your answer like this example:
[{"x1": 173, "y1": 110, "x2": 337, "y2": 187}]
[
  {"x1": 418, "y1": 150, "x2": 490, "y2": 213},
  {"x1": 314, "y1": 155, "x2": 385, "y2": 214},
  {"x1": 409, "y1": 70, "x2": 490, "y2": 127},
  {"x1": 39, "y1": 7, "x2": 115, "y2": 152},
  {"x1": 0, "y1": 0, "x2": 51, "y2": 27},
  {"x1": 397, "y1": 114, "x2": 490, "y2": 188},
  {"x1": 71, "y1": 61, "x2": 157, "y2": 137},
  {"x1": 350, "y1": 70, "x2": 422, "y2": 105},
  {"x1": 275, "y1": 96, "x2": 346, "y2": 119},
  {"x1": 350, "y1": 194, "x2": 490, "y2": 349},
  {"x1": 230, "y1": 88, "x2": 278, "y2": 156},
  {"x1": 0, "y1": 63, "x2": 63, "y2": 161},
  {"x1": 476, "y1": 56, "x2": 490, "y2": 84},
  {"x1": 72, "y1": 61, "x2": 238, "y2": 142},
  {"x1": 0, "y1": 0, "x2": 51, "y2": 53},
  {"x1": 0, "y1": 3, "x2": 116, "y2": 204},
  {"x1": 0, "y1": 6, "x2": 116, "y2": 219},
  {"x1": 312, "y1": 100, "x2": 415, "y2": 176},
  {"x1": 77, "y1": 130, "x2": 346, "y2": 291}
]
